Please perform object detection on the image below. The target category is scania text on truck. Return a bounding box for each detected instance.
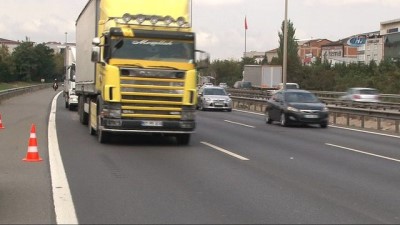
[63,45,78,110]
[75,0,209,144]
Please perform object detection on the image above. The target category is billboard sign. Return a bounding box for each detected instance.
[347,36,366,47]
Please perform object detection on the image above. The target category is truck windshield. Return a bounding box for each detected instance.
[110,38,194,63]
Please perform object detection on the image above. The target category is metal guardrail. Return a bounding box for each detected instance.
[227,88,400,111]
[231,96,400,134]
[0,84,51,104]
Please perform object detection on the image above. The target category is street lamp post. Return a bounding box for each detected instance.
[282,0,288,90]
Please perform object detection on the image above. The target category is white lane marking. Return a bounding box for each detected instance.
[326,143,400,163]
[224,120,255,128]
[234,109,264,116]
[329,125,400,139]
[201,141,249,161]
[48,92,79,224]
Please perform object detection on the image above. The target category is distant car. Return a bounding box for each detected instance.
[277,82,299,90]
[218,82,228,89]
[271,82,299,95]
[265,89,329,128]
[339,87,380,103]
[197,86,232,111]
[202,82,214,87]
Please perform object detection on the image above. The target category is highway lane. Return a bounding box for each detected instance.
[0,88,57,224]
[54,94,400,224]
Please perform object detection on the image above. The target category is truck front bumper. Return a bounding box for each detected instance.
[100,118,196,134]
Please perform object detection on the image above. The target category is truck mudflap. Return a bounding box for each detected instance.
[100,118,196,134]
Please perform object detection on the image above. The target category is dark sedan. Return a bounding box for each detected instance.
[265,89,329,128]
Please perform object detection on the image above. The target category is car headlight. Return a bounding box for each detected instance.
[322,106,329,112]
[287,106,299,112]
[204,97,212,102]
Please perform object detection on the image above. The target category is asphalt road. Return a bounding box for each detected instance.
[1,90,400,224]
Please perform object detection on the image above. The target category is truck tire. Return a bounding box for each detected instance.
[97,115,109,143]
[176,134,190,145]
[78,96,88,125]
[88,104,96,135]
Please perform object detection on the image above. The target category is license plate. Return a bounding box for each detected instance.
[142,121,163,127]
[304,114,318,119]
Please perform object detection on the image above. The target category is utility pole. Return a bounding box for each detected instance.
[282,0,288,90]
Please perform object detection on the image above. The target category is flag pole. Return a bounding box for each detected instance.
[245,16,247,56]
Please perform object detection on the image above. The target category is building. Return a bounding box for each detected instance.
[0,38,20,52]
[298,39,332,65]
[244,49,278,64]
[321,38,359,65]
[381,18,400,60]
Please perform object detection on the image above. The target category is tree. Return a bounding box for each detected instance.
[277,19,302,83]
[11,41,37,81]
[0,44,14,82]
[209,59,243,86]
[34,43,56,81]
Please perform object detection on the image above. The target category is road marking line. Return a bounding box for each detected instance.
[201,141,249,161]
[224,120,255,128]
[329,125,400,139]
[326,143,400,163]
[48,92,79,224]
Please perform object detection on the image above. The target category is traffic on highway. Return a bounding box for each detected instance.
[1,87,400,224]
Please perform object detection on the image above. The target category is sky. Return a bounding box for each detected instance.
[1,0,400,60]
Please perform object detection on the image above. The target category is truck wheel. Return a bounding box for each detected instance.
[78,96,88,125]
[176,134,190,145]
[88,107,95,135]
[97,116,109,143]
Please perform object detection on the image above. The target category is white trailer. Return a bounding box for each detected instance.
[63,46,78,110]
[243,65,283,89]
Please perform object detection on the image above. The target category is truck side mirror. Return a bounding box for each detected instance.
[195,50,210,70]
[91,46,100,62]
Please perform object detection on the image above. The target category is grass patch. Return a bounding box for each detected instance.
[0,82,35,91]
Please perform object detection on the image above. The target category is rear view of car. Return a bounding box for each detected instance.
[340,88,380,103]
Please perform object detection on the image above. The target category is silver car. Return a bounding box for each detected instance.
[340,87,380,103]
[197,86,232,111]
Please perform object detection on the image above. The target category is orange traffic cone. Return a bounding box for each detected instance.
[0,113,4,129]
[23,124,43,162]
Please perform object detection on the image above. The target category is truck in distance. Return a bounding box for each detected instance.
[63,45,78,110]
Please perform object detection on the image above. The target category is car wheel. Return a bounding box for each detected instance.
[320,122,328,128]
[280,112,288,127]
[199,101,205,111]
[265,111,272,124]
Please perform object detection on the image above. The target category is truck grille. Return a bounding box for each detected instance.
[120,68,186,119]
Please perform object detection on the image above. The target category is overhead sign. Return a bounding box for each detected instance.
[347,36,366,47]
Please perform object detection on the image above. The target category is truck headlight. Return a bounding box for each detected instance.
[102,103,121,118]
[181,108,196,121]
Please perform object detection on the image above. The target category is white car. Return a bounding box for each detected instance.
[197,86,232,111]
[340,87,380,103]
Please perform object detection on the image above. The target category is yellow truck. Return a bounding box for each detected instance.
[75,0,209,144]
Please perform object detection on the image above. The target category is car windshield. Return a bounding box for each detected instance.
[358,89,378,95]
[285,92,319,103]
[110,38,194,63]
[203,88,227,96]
